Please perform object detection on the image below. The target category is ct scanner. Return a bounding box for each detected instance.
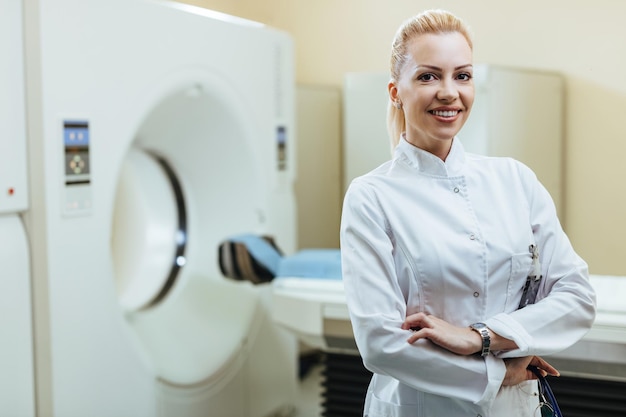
[21,0,299,416]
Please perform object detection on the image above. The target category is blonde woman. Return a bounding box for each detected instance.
[340,9,596,416]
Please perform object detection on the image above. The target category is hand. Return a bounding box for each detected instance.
[502,356,560,386]
[401,312,480,356]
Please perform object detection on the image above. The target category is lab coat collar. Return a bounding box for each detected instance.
[394,135,466,177]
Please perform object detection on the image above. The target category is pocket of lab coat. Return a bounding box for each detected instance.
[492,380,541,416]
[366,393,420,417]
[505,252,533,311]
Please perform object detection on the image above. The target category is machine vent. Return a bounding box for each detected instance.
[319,352,626,416]
[321,352,371,417]
[549,375,626,417]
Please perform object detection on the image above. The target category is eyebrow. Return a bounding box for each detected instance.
[416,64,473,71]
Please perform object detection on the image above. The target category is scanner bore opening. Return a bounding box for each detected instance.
[142,151,187,310]
[111,148,188,312]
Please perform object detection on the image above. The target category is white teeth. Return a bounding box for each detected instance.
[432,110,458,117]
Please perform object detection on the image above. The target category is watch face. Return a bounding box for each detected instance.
[472,323,487,330]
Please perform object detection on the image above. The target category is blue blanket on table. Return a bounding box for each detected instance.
[221,234,341,282]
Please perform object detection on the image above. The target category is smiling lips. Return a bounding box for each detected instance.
[430,109,459,117]
[429,109,461,121]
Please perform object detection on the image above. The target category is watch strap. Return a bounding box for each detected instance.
[470,323,491,357]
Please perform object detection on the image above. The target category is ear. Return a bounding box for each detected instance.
[388,81,399,102]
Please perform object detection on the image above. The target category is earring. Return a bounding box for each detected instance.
[395,101,402,109]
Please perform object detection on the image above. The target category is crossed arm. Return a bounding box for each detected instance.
[402,312,559,386]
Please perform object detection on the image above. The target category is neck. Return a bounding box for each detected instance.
[403,133,453,161]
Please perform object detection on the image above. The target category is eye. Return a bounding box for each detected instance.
[457,72,472,81]
[417,73,437,82]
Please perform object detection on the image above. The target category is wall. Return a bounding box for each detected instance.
[294,86,342,250]
[182,0,626,275]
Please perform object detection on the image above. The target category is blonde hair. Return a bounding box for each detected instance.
[387,10,473,150]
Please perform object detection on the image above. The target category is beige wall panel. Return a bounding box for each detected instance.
[294,85,342,250]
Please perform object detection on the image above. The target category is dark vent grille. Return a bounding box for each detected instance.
[321,353,372,417]
[550,375,626,417]
[318,352,626,416]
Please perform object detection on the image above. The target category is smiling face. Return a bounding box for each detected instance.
[389,32,474,159]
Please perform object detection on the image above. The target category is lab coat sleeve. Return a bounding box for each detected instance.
[340,179,506,409]
[485,162,596,358]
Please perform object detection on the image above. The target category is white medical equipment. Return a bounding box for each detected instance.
[0,1,35,415]
[24,1,298,416]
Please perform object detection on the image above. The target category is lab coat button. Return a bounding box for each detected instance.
[453,186,460,193]
[469,234,476,240]
[473,292,480,297]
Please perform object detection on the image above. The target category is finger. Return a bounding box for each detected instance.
[402,312,429,330]
[406,328,431,344]
[539,362,559,377]
[400,322,413,330]
[406,333,420,344]
[530,356,560,377]
[534,357,560,377]
[406,327,424,344]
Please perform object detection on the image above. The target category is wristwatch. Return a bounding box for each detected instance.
[470,322,491,357]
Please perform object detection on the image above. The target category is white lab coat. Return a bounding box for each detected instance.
[340,137,596,417]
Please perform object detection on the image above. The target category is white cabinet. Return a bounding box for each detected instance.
[0,0,28,214]
[461,65,564,219]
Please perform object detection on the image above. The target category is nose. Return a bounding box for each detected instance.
[437,78,459,102]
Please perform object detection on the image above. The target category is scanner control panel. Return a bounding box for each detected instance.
[63,120,92,215]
